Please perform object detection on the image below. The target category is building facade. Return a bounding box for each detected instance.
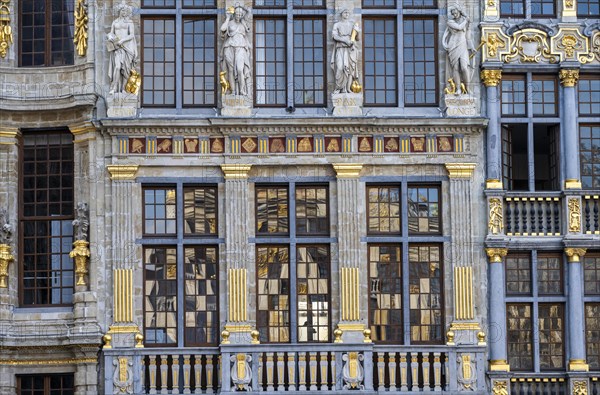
[0,0,597,394]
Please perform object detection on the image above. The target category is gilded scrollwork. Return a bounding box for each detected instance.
[481,27,511,62]
[550,27,594,63]
[504,29,557,64]
[492,380,509,395]
[572,380,588,395]
[0,0,12,58]
[568,198,581,233]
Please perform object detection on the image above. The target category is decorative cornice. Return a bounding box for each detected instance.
[106,165,139,181]
[485,179,503,189]
[565,247,587,262]
[565,178,582,190]
[559,69,579,87]
[333,163,363,178]
[0,358,97,366]
[481,70,502,87]
[486,248,508,263]
[489,359,510,372]
[221,164,252,179]
[445,163,476,178]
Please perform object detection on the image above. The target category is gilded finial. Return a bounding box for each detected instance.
[446,330,455,345]
[135,333,144,348]
[250,330,260,344]
[477,331,486,345]
[103,334,112,349]
[334,328,343,343]
[221,329,230,344]
[363,329,372,343]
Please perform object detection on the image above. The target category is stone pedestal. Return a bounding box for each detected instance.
[445,94,478,117]
[107,93,138,118]
[222,94,252,117]
[332,93,363,116]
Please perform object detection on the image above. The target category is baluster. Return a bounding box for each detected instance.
[148,355,158,395]
[584,197,591,232]
[141,357,146,394]
[594,197,599,232]
[399,352,408,391]
[514,198,521,234]
[505,199,512,235]
[410,355,419,392]
[330,353,336,390]
[182,355,191,394]
[193,356,202,394]
[171,355,181,395]
[276,352,285,391]
[388,352,397,391]
[266,352,274,391]
[527,198,534,234]
[433,352,442,391]
[537,197,543,234]
[309,351,318,391]
[422,353,431,391]
[160,355,169,394]
[320,352,329,390]
[377,352,385,391]
[288,352,296,392]
[257,353,264,391]
[545,197,552,234]
[206,355,215,394]
[554,198,560,234]
[298,352,307,391]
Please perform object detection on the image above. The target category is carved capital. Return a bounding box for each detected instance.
[333,163,363,178]
[221,164,252,179]
[565,247,587,262]
[107,165,139,181]
[486,248,508,263]
[559,69,579,87]
[0,244,14,288]
[480,69,502,87]
[445,163,476,178]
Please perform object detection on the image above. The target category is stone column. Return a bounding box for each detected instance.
[485,247,509,372]
[559,69,581,190]
[105,165,142,348]
[481,69,503,190]
[445,164,482,344]
[332,164,367,343]
[565,247,589,372]
[221,165,256,343]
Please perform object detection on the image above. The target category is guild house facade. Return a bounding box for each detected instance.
[0,0,598,393]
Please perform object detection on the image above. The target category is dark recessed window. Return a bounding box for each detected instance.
[295,185,329,235]
[20,0,74,67]
[18,374,74,395]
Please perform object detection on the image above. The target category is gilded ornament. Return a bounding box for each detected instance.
[573,380,588,395]
[125,70,141,95]
[492,380,508,395]
[480,69,502,87]
[568,198,581,233]
[231,353,252,391]
[559,35,579,58]
[113,357,133,394]
[221,330,230,344]
[219,71,230,95]
[565,0,573,6]
[342,352,364,390]
[446,330,455,345]
[504,29,556,64]
[488,198,504,235]
[73,0,88,56]
[444,78,457,95]
[486,248,508,263]
[250,329,260,344]
[333,328,343,343]
[358,137,372,152]
[457,354,476,390]
[559,69,579,87]
[0,209,14,288]
[565,247,586,262]
[485,33,506,57]
[134,333,144,348]
[362,329,372,343]
[0,0,13,59]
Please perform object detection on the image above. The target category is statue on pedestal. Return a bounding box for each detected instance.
[107,1,138,95]
[442,3,475,94]
[331,10,361,94]
[220,5,251,97]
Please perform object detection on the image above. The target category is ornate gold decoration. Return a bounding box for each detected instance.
[492,380,509,395]
[568,198,581,233]
[228,268,247,322]
[445,78,457,95]
[592,31,600,62]
[125,70,141,95]
[562,0,576,17]
[486,248,508,263]
[486,179,503,189]
[569,359,589,372]
[485,33,506,57]
[363,329,372,343]
[341,267,360,321]
[351,79,362,94]
[73,0,88,56]
[0,244,14,288]
[551,27,594,63]
[250,330,260,344]
[333,328,343,343]
[107,165,139,180]
[135,333,144,348]
[0,358,97,366]
[573,380,588,395]
[488,198,504,235]
[477,331,486,345]
[221,164,252,179]
[103,334,113,349]
[565,178,583,189]
[333,163,363,178]
[450,322,481,330]
[489,359,510,372]
[0,0,13,58]
[446,330,455,345]
[484,0,499,19]
[221,330,230,344]
[454,267,474,320]
[114,269,133,323]
[565,248,587,263]
[481,69,502,87]
[70,240,90,286]
[445,163,476,178]
[220,71,230,95]
[559,69,580,87]
[504,29,556,64]
[337,323,366,331]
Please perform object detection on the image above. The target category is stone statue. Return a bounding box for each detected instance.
[442,3,475,94]
[331,10,361,94]
[0,209,12,245]
[220,5,251,97]
[107,1,138,94]
[73,202,90,241]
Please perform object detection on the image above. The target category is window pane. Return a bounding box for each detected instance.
[144,247,178,346]
[297,246,330,342]
[578,0,600,15]
[408,186,440,234]
[18,374,75,395]
[531,76,557,116]
[254,0,286,6]
[256,186,289,235]
[142,0,175,7]
[254,19,287,106]
[579,125,600,189]
[144,188,177,235]
[369,245,403,343]
[142,18,176,107]
[584,254,600,295]
[500,0,525,16]
[184,246,218,346]
[182,19,217,106]
[530,0,555,16]
[537,254,563,295]
[367,186,400,234]
[507,304,533,370]
[586,303,600,370]
[363,0,396,8]
[184,186,217,235]
[505,254,531,295]
[404,18,437,106]
[293,19,326,106]
[296,185,328,235]
[409,245,443,343]
[501,76,526,116]
[293,0,324,7]
[257,246,290,343]
[403,0,436,7]
[538,303,564,370]
[364,19,397,106]
[183,0,217,7]
[50,0,75,66]
[578,76,600,116]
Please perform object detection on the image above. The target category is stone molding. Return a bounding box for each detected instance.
[107,165,139,180]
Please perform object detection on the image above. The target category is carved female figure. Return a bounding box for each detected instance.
[107,2,138,94]
[220,6,251,96]
[331,10,360,94]
[442,4,475,94]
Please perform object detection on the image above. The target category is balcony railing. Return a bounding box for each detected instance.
[504,195,562,236]
[509,377,567,395]
[583,194,600,234]
[103,343,486,394]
